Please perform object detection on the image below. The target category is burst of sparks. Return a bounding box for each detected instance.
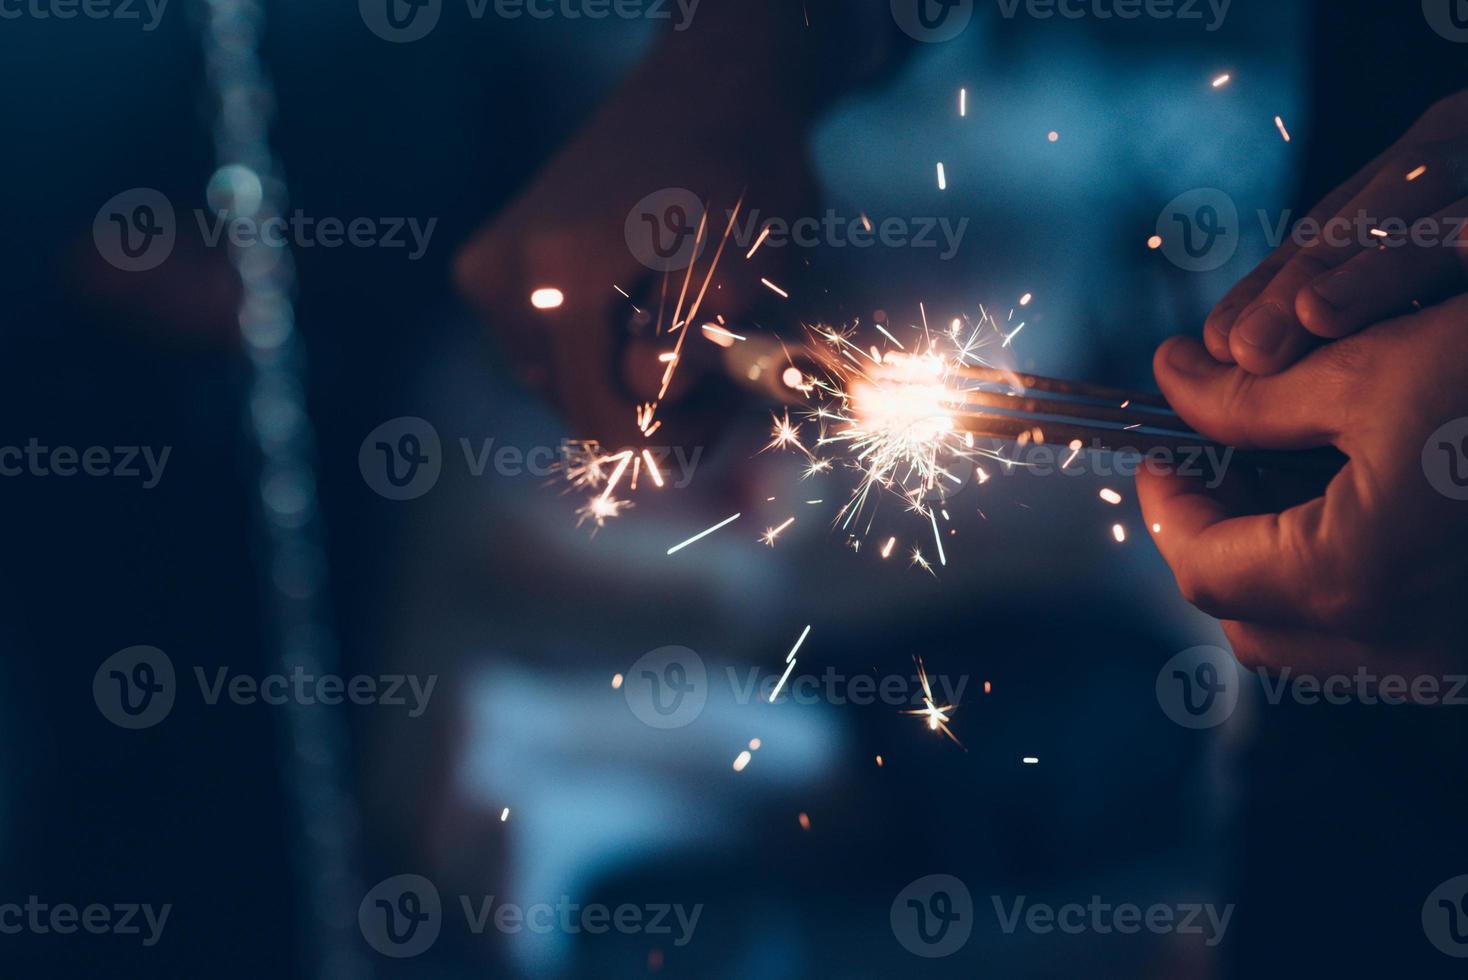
[902,656,961,747]
[768,309,1014,550]
[576,494,632,530]
[765,410,811,457]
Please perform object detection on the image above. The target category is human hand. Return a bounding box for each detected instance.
[1204,90,1468,375]
[454,3,816,447]
[1138,293,1468,673]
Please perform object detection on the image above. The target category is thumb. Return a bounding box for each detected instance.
[1153,336,1345,451]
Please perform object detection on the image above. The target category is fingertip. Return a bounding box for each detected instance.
[1203,324,1234,362]
[1294,284,1352,340]
[1228,309,1312,375]
[1153,335,1219,390]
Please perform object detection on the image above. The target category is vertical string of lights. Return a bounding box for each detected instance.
[198,2,369,977]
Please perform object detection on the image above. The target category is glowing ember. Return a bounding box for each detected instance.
[1112,523,1126,543]
[529,287,564,310]
[732,750,752,772]
[1099,488,1122,505]
[1274,115,1291,142]
[760,516,796,547]
[901,656,961,747]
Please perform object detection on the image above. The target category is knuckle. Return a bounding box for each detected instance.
[1313,546,1385,631]
[1218,369,1260,441]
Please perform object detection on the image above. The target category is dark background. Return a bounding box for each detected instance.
[2,1,1466,977]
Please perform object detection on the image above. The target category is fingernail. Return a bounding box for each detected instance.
[1309,271,1357,311]
[1164,338,1207,377]
[1234,303,1290,355]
